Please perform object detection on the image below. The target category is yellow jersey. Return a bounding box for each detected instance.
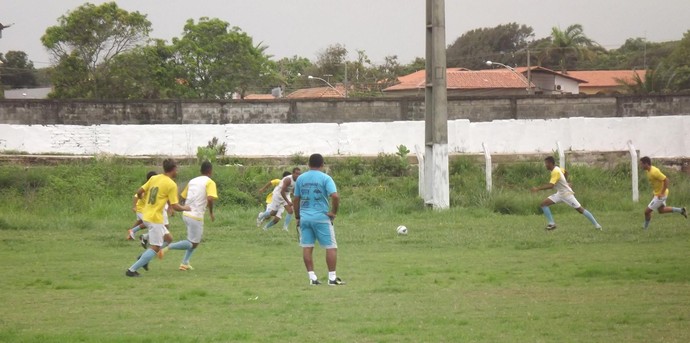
[646,166,669,197]
[549,166,573,195]
[181,175,218,221]
[141,174,179,224]
[265,179,280,204]
[134,193,146,213]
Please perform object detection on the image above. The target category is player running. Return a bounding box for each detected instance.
[531,156,602,231]
[256,168,301,231]
[256,171,291,229]
[158,161,218,271]
[640,156,687,229]
[125,159,190,277]
[294,154,343,286]
[127,171,157,240]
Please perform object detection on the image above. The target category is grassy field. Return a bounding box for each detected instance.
[0,158,689,342]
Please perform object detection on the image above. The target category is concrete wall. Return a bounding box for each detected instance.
[1,95,689,125]
[1,116,688,157]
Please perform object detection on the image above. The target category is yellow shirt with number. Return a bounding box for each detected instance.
[646,166,669,197]
[265,179,280,204]
[141,174,179,224]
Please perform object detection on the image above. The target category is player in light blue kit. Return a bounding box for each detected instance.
[293,153,343,286]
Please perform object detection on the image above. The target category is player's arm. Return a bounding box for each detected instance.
[206,180,218,221]
[327,192,340,222]
[531,183,555,192]
[293,195,301,221]
[660,177,669,197]
[258,181,272,195]
[131,194,139,213]
[207,196,215,221]
[281,179,293,206]
[136,187,146,200]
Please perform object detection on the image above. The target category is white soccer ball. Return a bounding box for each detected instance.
[396,225,408,235]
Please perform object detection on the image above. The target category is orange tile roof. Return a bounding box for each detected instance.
[286,84,346,99]
[384,68,531,92]
[244,94,277,100]
[513,66,588,83]
[567,70,646,88]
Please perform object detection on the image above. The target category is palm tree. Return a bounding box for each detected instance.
[543,24,597,73]
[618,63,678,95]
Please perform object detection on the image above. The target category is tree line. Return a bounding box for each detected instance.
[1,2,688,98]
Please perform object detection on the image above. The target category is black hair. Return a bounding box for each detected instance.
[201,161,213,175]
[282,171,291,178]
[146,171,157,181]
[292,167,301,173]
[308,153,324,168]
[163,159,177,173]
[640,156,652,165]
[544,156,556,165]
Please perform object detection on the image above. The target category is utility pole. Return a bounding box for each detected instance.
[526,49,533,95]
[424,0,449,209]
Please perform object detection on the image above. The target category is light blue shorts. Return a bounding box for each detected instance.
[299,221,337,249]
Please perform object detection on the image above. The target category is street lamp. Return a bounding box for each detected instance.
[485,61,531,94]
[307,75,345,97]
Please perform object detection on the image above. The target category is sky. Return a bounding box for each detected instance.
[2,0,690,68]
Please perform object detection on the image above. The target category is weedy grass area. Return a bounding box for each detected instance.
[0,157,689,342]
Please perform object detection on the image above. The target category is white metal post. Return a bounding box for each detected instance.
[482,142,492,192]
[556,141,565,169]
[415,145,426,201]
[628,140,639,203]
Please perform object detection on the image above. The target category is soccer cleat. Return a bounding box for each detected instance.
[595,225,603,231]
[127,229,135,240]
[310,279,322,286]
[140,235,148,249]
[328,277,345,286]
[682,207,688,219]
[282,226,289,232]
[179,264,194,271]
[545,224,557,231]
[125,269,141,277]
[256,212,263,227]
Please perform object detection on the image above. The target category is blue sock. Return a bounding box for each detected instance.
[182,248,196,265]
[129,249,156,272]
[582,210,600,227]
[258,210,271,220]
[644,219,650,229]
[132,226,142,233]
[672,207,682,213]
[283,214,292,228]
[161,241,169,249]
[541,206,555,224]
[168,240,192,250]
[264,220,277,229]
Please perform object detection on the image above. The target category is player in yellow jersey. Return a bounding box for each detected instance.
[531,156,602,231]
[640,156,687,230]
[256,171,291,228]
[127,171,157,240]
[126,159,190,277]
[159,161,218,270]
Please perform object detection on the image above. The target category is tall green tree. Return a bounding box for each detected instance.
[173,17,277,99]
[540,24,596,73]
[446,23,534,69]
[41,2,151,98]
[0,51,38,88]
[313,44,348,81]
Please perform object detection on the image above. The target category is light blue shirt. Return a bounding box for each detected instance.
[294,170,337,222]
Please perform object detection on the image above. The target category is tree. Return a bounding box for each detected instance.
[313,44,348,81]
[173,17,277,99]
[276,55,313,91]
[619,63,678,95]
[41,2,152,98]
[0,51,38,88]
[446,23,534,69]
[540,24,596,73]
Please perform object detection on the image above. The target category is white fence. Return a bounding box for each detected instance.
[0,116,688,158]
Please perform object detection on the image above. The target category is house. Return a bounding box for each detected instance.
[285,84,346,99]
[514,66,587,95]
[244,94,278,100]
[566,70,646,95]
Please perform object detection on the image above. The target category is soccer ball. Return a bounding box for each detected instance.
[396,225,408,235]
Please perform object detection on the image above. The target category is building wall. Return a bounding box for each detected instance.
[1,116,688,157]
[554,75,580,94]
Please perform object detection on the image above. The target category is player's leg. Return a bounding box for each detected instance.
[257,204,273,226]
[181,216,203,270]
[264,201,284,230]
[300,221,319,285]
[657,205,686,217]
[315,221,343,285]
[540,196,557,229]
[126,223,163,276]
[568,195,602,230]
[645,197,664,229]
[283,204,294,231]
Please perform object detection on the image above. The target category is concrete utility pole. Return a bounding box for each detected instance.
[424,0,450,209]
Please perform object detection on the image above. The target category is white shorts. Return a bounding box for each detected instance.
[266,203,285,219]
[163,209,169,225]
[647,196,667,210]
[268,194,291,214]
[548,193,582,209]
[183,216,204,244]
[136,212,143,221]
[144,222,167,247]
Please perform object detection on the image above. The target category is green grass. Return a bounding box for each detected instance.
[0,159,689,342]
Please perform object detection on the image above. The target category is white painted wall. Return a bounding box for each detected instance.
[1,116,688,157]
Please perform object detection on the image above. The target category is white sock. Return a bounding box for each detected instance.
[328,271,336,281]
[308,271,317,281]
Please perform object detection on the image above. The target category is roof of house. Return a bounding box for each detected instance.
[286,84,346,99]
[244,94,277,100]
[566,70,645,88]
[513,66,588,83]
[384,68,533,92]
